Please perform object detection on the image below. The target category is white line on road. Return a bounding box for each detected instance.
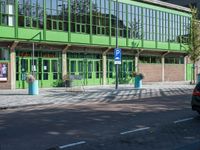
[120,127,150,135]
[59,141,86,149]
[174,117,194,124]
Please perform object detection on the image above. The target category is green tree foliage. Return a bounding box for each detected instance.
[188,7,200,83]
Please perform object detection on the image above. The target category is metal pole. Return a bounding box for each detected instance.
[32,42,35,77]
[115,0,119,90]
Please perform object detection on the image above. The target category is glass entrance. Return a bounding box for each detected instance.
[16,57,38,89]
[68,58,102,86]
[16,52,61,89]
[107,60,115,84]
[119,59,134,84]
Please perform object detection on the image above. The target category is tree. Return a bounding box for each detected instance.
[188,7,200,84]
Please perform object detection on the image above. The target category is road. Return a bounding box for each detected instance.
[0,92,200,150]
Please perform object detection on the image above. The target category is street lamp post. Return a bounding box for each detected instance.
[115,0,119,90]
[32,42,35,77]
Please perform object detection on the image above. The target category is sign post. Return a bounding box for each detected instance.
[115,0,120,90]
[114,48,122,65]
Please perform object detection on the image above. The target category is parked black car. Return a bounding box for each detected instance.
[191,82,200,114]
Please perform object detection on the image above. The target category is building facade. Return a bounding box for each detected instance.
[0,0,192,89]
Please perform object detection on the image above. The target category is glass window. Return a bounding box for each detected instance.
[18,0,44,28]
[0,0,15,26]
[139,56,161,64]
[0,48,9,60]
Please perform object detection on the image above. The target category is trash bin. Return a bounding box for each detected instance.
[28,80,39,95]
[134,76,142,88]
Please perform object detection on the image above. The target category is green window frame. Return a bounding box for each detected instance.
[70,0,90,34]
[165,57,184,64]
[139,56,161,64]
[0,0,15,26]
[18,0,44,29]
[46,0,68,31]
[92,0,109,36]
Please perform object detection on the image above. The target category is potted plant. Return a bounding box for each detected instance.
[132,71,144,88]
[26,74,35,83]
[26,74,39,95]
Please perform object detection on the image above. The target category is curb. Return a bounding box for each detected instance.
[0,103,54,110]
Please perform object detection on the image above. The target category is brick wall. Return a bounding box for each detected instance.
[164,64,184,81]
[0,63,11,89]
[139,64,162,82]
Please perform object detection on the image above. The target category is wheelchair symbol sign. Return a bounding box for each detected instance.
[114,48,121,64]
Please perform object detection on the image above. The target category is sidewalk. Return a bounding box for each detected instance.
[0,84,195,109]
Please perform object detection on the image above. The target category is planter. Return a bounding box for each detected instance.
[28,80,39,95]
[65,80,72,87]
[134,76,142,88]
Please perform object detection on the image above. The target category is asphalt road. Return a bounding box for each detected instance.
[0,93,200,150]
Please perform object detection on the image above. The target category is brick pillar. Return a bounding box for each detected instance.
[162,56,165,82]
[10,48,16,90]
[103,53,107,85]
[62,45,70,78]
[135,55,139,72]
[62,50,67,78]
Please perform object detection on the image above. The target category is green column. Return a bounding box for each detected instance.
[109,0,111,46]
[68,0,71,42]
[90,0,92,44]
[43,0,46,40]
[15,0,18,38]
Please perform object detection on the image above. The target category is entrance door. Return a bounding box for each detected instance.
[68,59,102,86]
[42,59,51,87]
[120,60,134,84]
[107,60,115,84]
[20,58,29,89]
[16,57,39,89]
[93,60,102,85]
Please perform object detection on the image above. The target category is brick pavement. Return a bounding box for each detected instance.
[0,84,195,109]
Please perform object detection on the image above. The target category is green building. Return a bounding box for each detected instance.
[0,0,192,89]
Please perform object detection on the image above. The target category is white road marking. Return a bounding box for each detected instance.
[120,127,150,135]
[59,141,86,149]
[174,117,194,124]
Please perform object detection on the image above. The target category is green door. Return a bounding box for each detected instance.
[107,60,115,84]
[120,60,134,84]
[16,57,39,89]
[42,59,51,87]
[93,60,102,85]
[68,58,102,86]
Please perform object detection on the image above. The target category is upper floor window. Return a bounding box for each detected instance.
[46,0,68,31]
[18,0,44,29]
[0,0,15,26]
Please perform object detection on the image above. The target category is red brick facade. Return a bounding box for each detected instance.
[139,64,162,82]
[164,64,185,81]
[0,63,11,89]
[139,63,185,82]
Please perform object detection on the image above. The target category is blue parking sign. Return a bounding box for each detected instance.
[114,48,121,64]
